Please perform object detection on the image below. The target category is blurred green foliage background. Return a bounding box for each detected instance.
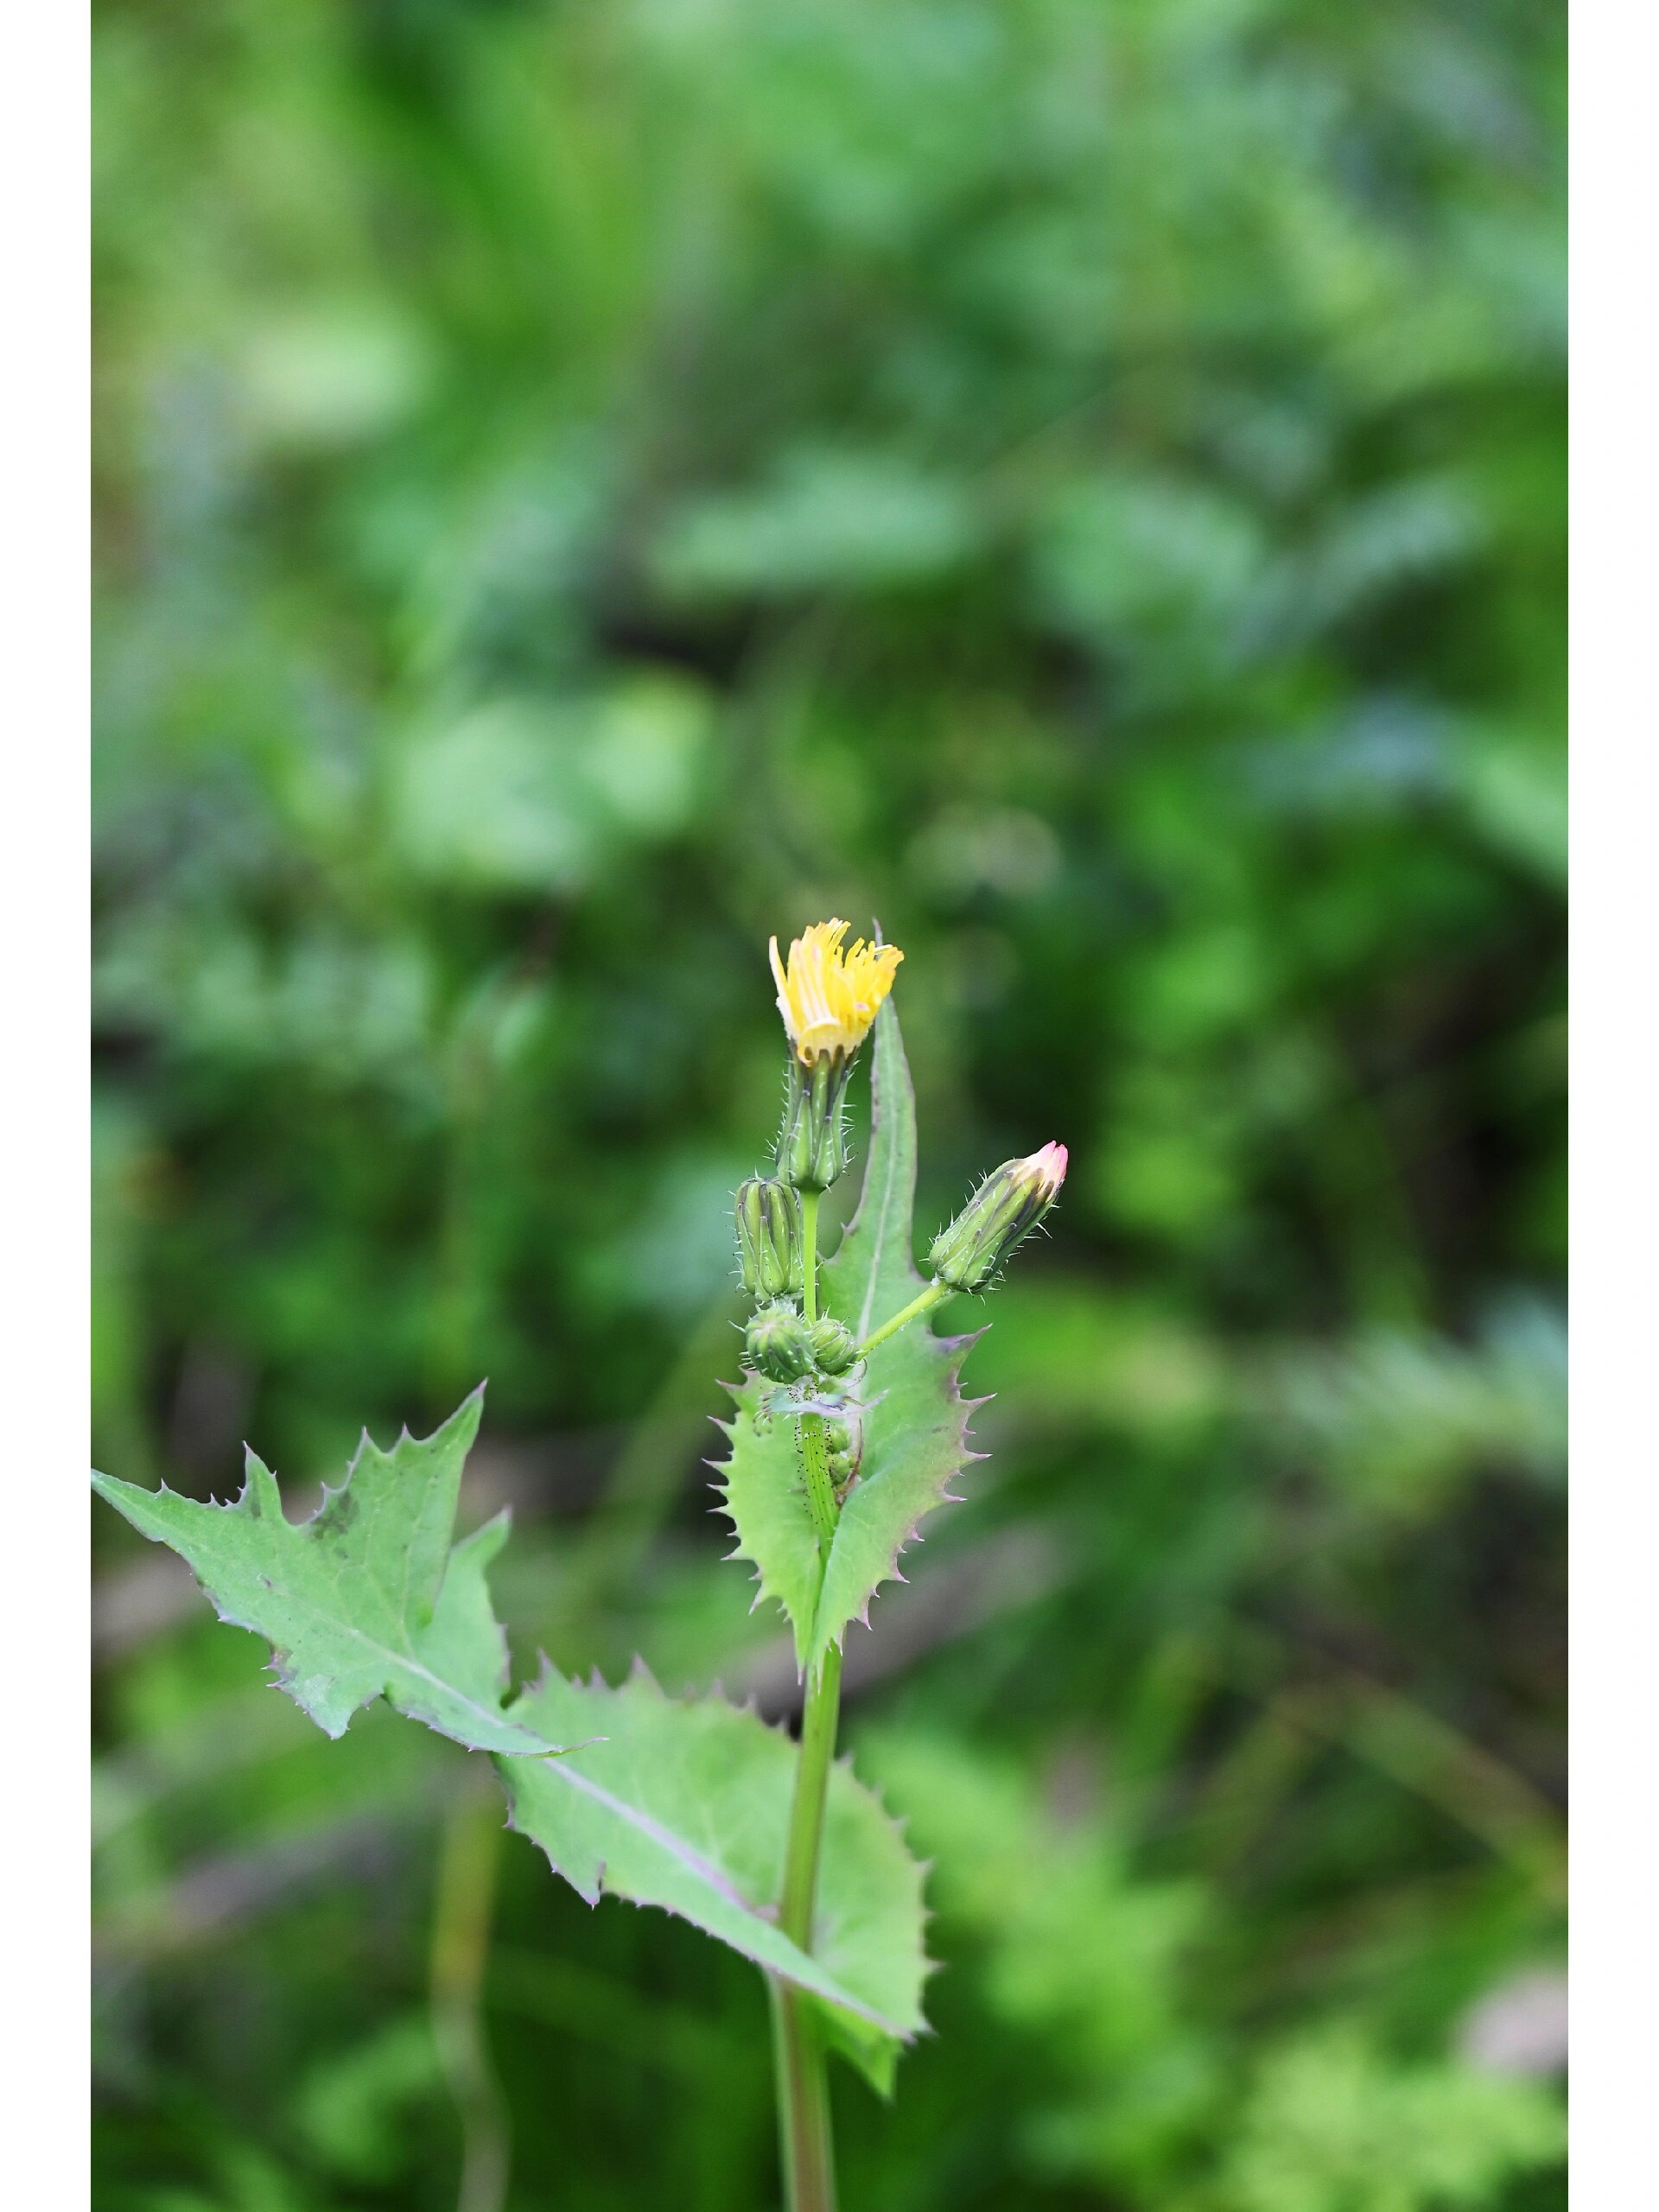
[92,0,1566,2206]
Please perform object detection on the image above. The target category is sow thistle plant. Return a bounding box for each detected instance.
[93,918,1065,2212]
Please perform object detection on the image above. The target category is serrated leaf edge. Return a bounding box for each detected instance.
[495,1655,931,2042]
[89,1388,562,1758]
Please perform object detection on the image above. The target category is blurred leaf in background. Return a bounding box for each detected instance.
[93,0,1565,2205]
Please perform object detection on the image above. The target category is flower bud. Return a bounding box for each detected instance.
[745,1300,816,1382]
[825,1414,861,1488]
[734,1177,804,1303]
[806,1315,857,1376]
[775,1050,855,1192]
[928,1141,1068,1294]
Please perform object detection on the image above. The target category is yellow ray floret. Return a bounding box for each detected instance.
[768,918,904,1064]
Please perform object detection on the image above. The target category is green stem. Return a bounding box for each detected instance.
[800,1189,821,1323]
[770,1974,836,2212]
[855,1279,947,1357]
[779,1639,843,1937]
[771,1633,843,2212]
[771,1192,840,2212]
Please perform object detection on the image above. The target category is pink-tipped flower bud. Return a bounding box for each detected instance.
[927,1141,1068,1293]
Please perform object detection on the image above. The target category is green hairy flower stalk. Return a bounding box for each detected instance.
[91,919,1066,2212]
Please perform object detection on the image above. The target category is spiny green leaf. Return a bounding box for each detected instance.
[93,1391,932,2082]
[91,1389,555,1755]
[715,1001,985,1671]
[497,1662,929,2085]
[709,1382,822,1667]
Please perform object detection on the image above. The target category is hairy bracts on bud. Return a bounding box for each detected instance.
[744,1300,817,1382]
[734,1177,804,1302]
[928,1141,1068,1293]
[775,1049,855,1192]
[806,1315,858,1375]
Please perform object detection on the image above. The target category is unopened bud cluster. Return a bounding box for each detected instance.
[928,1141,1069,1294]
[734,1169,861,1384]
[741,1299,858,1384]
[823,1405,862,1494]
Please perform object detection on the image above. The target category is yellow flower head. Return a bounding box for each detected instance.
[768,918,903,1065]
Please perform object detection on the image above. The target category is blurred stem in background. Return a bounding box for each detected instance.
[427,957,556,1411]
[565,1289,747,1628]
[431,1781,512,2212]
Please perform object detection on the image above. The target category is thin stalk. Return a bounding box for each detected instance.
[799,1189,822,1323]
[855,1279,947,1358]
[771,1187,840,2212]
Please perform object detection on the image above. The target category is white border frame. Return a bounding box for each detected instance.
[3,3,92,2196]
